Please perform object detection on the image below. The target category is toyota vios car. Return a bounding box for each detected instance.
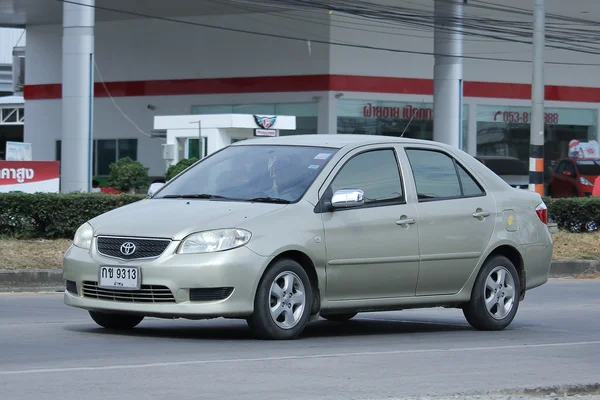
[63,134,553,340]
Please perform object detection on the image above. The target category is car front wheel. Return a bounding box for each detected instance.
[463,255,521,331]
[89,311,144,330]
[247,258,313,340]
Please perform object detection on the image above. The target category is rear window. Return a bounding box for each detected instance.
[576,160,600,176]
[481,158,528,176]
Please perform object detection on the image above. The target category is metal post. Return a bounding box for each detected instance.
[529,0,545,195]
[61,0,95,193]
[433,0,463,148]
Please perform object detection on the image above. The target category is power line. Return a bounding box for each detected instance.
[55,0,600,66]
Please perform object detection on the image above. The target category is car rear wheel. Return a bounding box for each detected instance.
[89,311,144,330]
[247,258,313,340]
[463,255,520,331]
[321,312,358,322]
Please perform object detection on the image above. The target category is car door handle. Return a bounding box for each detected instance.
[396,218,416,225]
[472,210,491,218]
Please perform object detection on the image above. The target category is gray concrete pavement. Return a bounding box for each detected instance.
[0,279,599,400]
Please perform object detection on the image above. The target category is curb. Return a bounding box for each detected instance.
[0,261,598,293]
[0,269,65,293]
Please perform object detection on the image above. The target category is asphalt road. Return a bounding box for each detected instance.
[1,279,599,400]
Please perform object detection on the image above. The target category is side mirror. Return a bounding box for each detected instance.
[563,170,573,177]
[148,182,165,197]
[331,189,365,209]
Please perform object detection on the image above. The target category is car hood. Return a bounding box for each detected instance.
[88,199,287,240]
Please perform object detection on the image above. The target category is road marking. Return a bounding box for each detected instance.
[1,340,599,376]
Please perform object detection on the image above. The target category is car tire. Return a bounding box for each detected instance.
[89,311,144,330]
[462,255,521,331]
[247,258,313,340]
[321,312,358,322]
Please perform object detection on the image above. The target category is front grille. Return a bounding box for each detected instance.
[82,281,176,303]
[66,280,78,295]
[190,287,234,302]
[97,236,171,260]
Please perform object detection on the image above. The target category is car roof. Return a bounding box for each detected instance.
[231,134,447,150]
[476,155,523,161]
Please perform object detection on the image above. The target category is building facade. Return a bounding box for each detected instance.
[15,2,600,182]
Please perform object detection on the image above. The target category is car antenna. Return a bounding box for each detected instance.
[401,99,425,137]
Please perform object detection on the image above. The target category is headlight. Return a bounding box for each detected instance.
[178,229,252,254]
[580,177,593,186]
[73,222,94,250]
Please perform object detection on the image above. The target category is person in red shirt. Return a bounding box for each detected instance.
[593,176,600,197]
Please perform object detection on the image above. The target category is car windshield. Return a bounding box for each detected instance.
[154,144,338,203]
[576,160,600,176]
[482,158,529,175]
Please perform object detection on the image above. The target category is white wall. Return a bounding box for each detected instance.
[25,11,331,85]
[24,10,331,176]
[329,14,600,88]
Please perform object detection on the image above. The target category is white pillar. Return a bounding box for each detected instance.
[317,92,338,134]
[433,0,463,148]
[61,0,95,193]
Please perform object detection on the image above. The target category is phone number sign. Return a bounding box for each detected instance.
[494,111,559,124]
[477,105,596,127]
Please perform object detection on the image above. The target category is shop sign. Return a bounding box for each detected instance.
[0,161,60,193]
[254,129,278,137]
[5,141,32,161]
[568,140,599,159]
[477,105,597,126]
[253,115,277,129]
[362,103,433,120]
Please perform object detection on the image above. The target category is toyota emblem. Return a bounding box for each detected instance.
[120,242,136,256]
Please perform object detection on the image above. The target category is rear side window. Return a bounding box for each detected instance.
[405,149,485,201]
[457,164,485,196]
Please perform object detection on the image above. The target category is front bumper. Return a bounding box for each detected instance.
[63,240,270,319]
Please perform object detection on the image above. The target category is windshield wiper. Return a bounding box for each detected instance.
[246,197,291,204]
[161,194,229,200]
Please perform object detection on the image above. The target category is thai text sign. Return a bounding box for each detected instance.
[0,161,60,193]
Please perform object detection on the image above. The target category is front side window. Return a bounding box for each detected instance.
[330,149,404,204]
[405,149,484,200]
[154,145,338,203]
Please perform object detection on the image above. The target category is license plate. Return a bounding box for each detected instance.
[98,266,141,290]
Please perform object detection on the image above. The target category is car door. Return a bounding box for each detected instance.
[317,145,420,301]
[402,146,496,296]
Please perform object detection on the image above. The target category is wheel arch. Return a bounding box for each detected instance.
[483,244,526,299]
[262,249,321,315]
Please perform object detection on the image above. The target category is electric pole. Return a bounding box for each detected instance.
[530,0,545,196]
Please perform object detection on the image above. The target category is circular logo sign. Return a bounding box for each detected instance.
[120,242,136,256]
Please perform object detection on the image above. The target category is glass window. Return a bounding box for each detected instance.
[154,145,338,203]
[56,140,61,161]
[97,140,117,176]
[188,138,201,159]
[330,149,403,204]
[457,164,485,196]
[478,156,529,176]
[476,105,598,184]
[576,160,600,176]
[337,99,469,146]
[405,149,462,200]
[54,139,138,176]
[118,139,137,160]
